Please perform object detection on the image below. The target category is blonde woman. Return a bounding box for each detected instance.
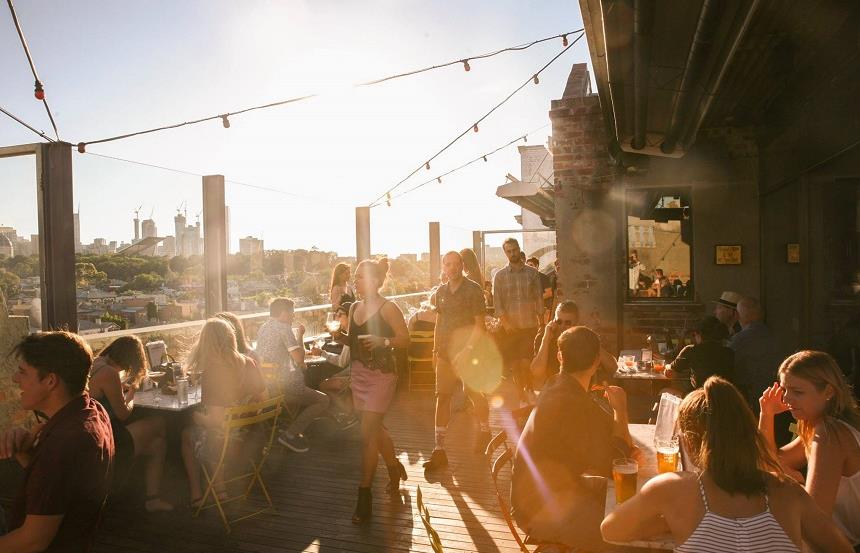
[760,351,860,548]
[330,262,354,312]
[331,258,410,523]
[181,318,265,508]
[603,377,852,552]
[460,248,483,285]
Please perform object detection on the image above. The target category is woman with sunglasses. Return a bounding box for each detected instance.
[531,301,617,390]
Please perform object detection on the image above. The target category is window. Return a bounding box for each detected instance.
[626,189,692,300]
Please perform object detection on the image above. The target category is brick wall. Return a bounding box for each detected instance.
[623,302,706,349]
[551,63,622,351]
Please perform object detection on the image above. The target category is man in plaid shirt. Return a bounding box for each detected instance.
[493,238,544,396]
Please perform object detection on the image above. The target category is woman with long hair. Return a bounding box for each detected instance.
[330,262,354,312]
[216,311,260,366]
[181,318,266,508]
[602,377,852,552]
[760,350,860,548]
[88,336,173,511]
[331,258,410,523]
[460,248,483,285]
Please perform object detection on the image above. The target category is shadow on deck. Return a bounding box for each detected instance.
[92,390,524,553]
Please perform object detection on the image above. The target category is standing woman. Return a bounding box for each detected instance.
[330,262,355,312]
[460,248,483,286]
[88,336,173,511]
[759,351,860,549]
[332,258,410,523]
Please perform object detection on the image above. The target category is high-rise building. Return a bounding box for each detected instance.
[240,236,264,270]
[174,211,186,257]
[73,210,82,253]
[140,219,158,256]
[159,236,176,257]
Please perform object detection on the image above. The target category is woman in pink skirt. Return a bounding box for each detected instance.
[332,257,410,524]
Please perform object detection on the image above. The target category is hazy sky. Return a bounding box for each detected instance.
[1,1,589,256]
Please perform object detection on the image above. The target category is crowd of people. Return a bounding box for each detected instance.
[0,238,858,553]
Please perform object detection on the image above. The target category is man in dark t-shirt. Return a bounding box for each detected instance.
[424,251,491,473]
[512,327,634,552]
[0,332,114,553]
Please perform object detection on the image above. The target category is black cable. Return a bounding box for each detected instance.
[368,31,584,207]
[6,0,60,140]
[0,104,56,142]
[75,29,582,151]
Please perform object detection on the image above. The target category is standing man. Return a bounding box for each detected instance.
[0,332,114,552]
[493,238,544,398]
[424,252,490,473]
[628,250,646,296]
[713,291,743,336]
[526,257,553,323]
[256,297,330,453]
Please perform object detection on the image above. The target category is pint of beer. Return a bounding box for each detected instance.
[612,458,638,504]
[656,441,680,473]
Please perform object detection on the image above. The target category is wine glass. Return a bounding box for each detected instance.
[325,312,340,333]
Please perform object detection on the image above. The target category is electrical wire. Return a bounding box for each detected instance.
[367,31,584,207]
[6,0,60,140]
[374,124,550,207]
[0,104,55,142]
[75,29,581,151]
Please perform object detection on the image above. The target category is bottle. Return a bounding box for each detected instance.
[664,327,676,360]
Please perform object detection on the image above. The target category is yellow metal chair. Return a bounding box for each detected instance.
[408,329,435,392]
[194,395,283,532]
[416,485,444,553]
[485,431,531,553]
[259,362,301,421]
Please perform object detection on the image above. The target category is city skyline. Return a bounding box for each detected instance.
[1,0,587,256]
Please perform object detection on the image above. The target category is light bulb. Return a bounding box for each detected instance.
[533,75,540,85]
[562,34,569,47]
[463,60,471,72]
[473,123,479,133]
[483,156,487,162]
[523,136,528,143]
[437,177,442,184]
[77,143,86,153]
[34,80,44,100]
[221,115,230,128]
[425,162,430,170]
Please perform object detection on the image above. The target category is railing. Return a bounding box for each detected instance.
[82,291,431,358]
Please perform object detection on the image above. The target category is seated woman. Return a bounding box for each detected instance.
[665,315,735,389]
[88,336,173,512]
[216,311,260,366]
[181,318,266,508]
[759,351,860,549]
[602,376,852,553]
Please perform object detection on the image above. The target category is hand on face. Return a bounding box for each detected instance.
[759,382,790,417]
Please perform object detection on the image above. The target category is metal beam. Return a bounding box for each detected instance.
[429,222,440,288]
[36,142,77,331]
[631,0,655,150]
[355,207,371,262]
[202,175,228,317]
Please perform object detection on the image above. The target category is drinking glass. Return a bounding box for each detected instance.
[325,312,340,333]
[653,359,666,373]
[612,458,638,503]
[656,438,680,473]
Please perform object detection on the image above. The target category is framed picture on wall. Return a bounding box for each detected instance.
[715,245,742,265]
[787,243,800,263]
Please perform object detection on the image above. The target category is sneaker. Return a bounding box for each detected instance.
[474,430,492,454]
[422,449,449,472]
[278,432,309,453]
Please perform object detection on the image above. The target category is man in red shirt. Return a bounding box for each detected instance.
[0,331,114,553]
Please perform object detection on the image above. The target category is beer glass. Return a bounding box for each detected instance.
[612,458,638,503]
[656,438,680,473]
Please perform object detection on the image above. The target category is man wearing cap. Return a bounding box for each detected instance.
[713,291,742,336]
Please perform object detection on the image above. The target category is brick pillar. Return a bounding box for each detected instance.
[550,63,622,351]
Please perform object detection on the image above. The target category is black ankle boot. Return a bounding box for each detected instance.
[352,487,372,524]
[385,460,408,494]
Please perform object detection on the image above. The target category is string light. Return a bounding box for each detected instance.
[523,135,528,143]
[386,192,392,207]
[437,177,442,183]
[533,74,540,85]
[367,32,582,207]
[77,142,86,153]
[473,123,479,133]
[76,29,582,150]
[483,155,488,162]
[562,34,569,47]
[34,80,44,100]
[221,115,230,128]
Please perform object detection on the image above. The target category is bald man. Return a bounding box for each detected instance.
[730,297,782,414]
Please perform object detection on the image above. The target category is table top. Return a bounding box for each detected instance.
[604,423,675,550]
[134,386,202,412]
[614,369,687,381]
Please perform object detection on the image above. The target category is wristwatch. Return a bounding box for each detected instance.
[384,338,391,348]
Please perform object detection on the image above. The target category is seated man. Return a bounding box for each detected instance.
[665,315,735,390]
[0,331,114,552]
[530,301,617,391]
[256,297,329,453]
[512,326,635,552]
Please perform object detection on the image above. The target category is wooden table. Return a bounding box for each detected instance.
[134,385,202,412]
[604,423,675,551]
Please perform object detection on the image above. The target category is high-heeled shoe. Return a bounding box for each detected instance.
[385,459,408,494]
[352,487,372,524]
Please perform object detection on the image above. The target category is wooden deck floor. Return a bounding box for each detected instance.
[92,390,526,553]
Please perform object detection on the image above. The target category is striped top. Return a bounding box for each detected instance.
[675,478,800,553]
